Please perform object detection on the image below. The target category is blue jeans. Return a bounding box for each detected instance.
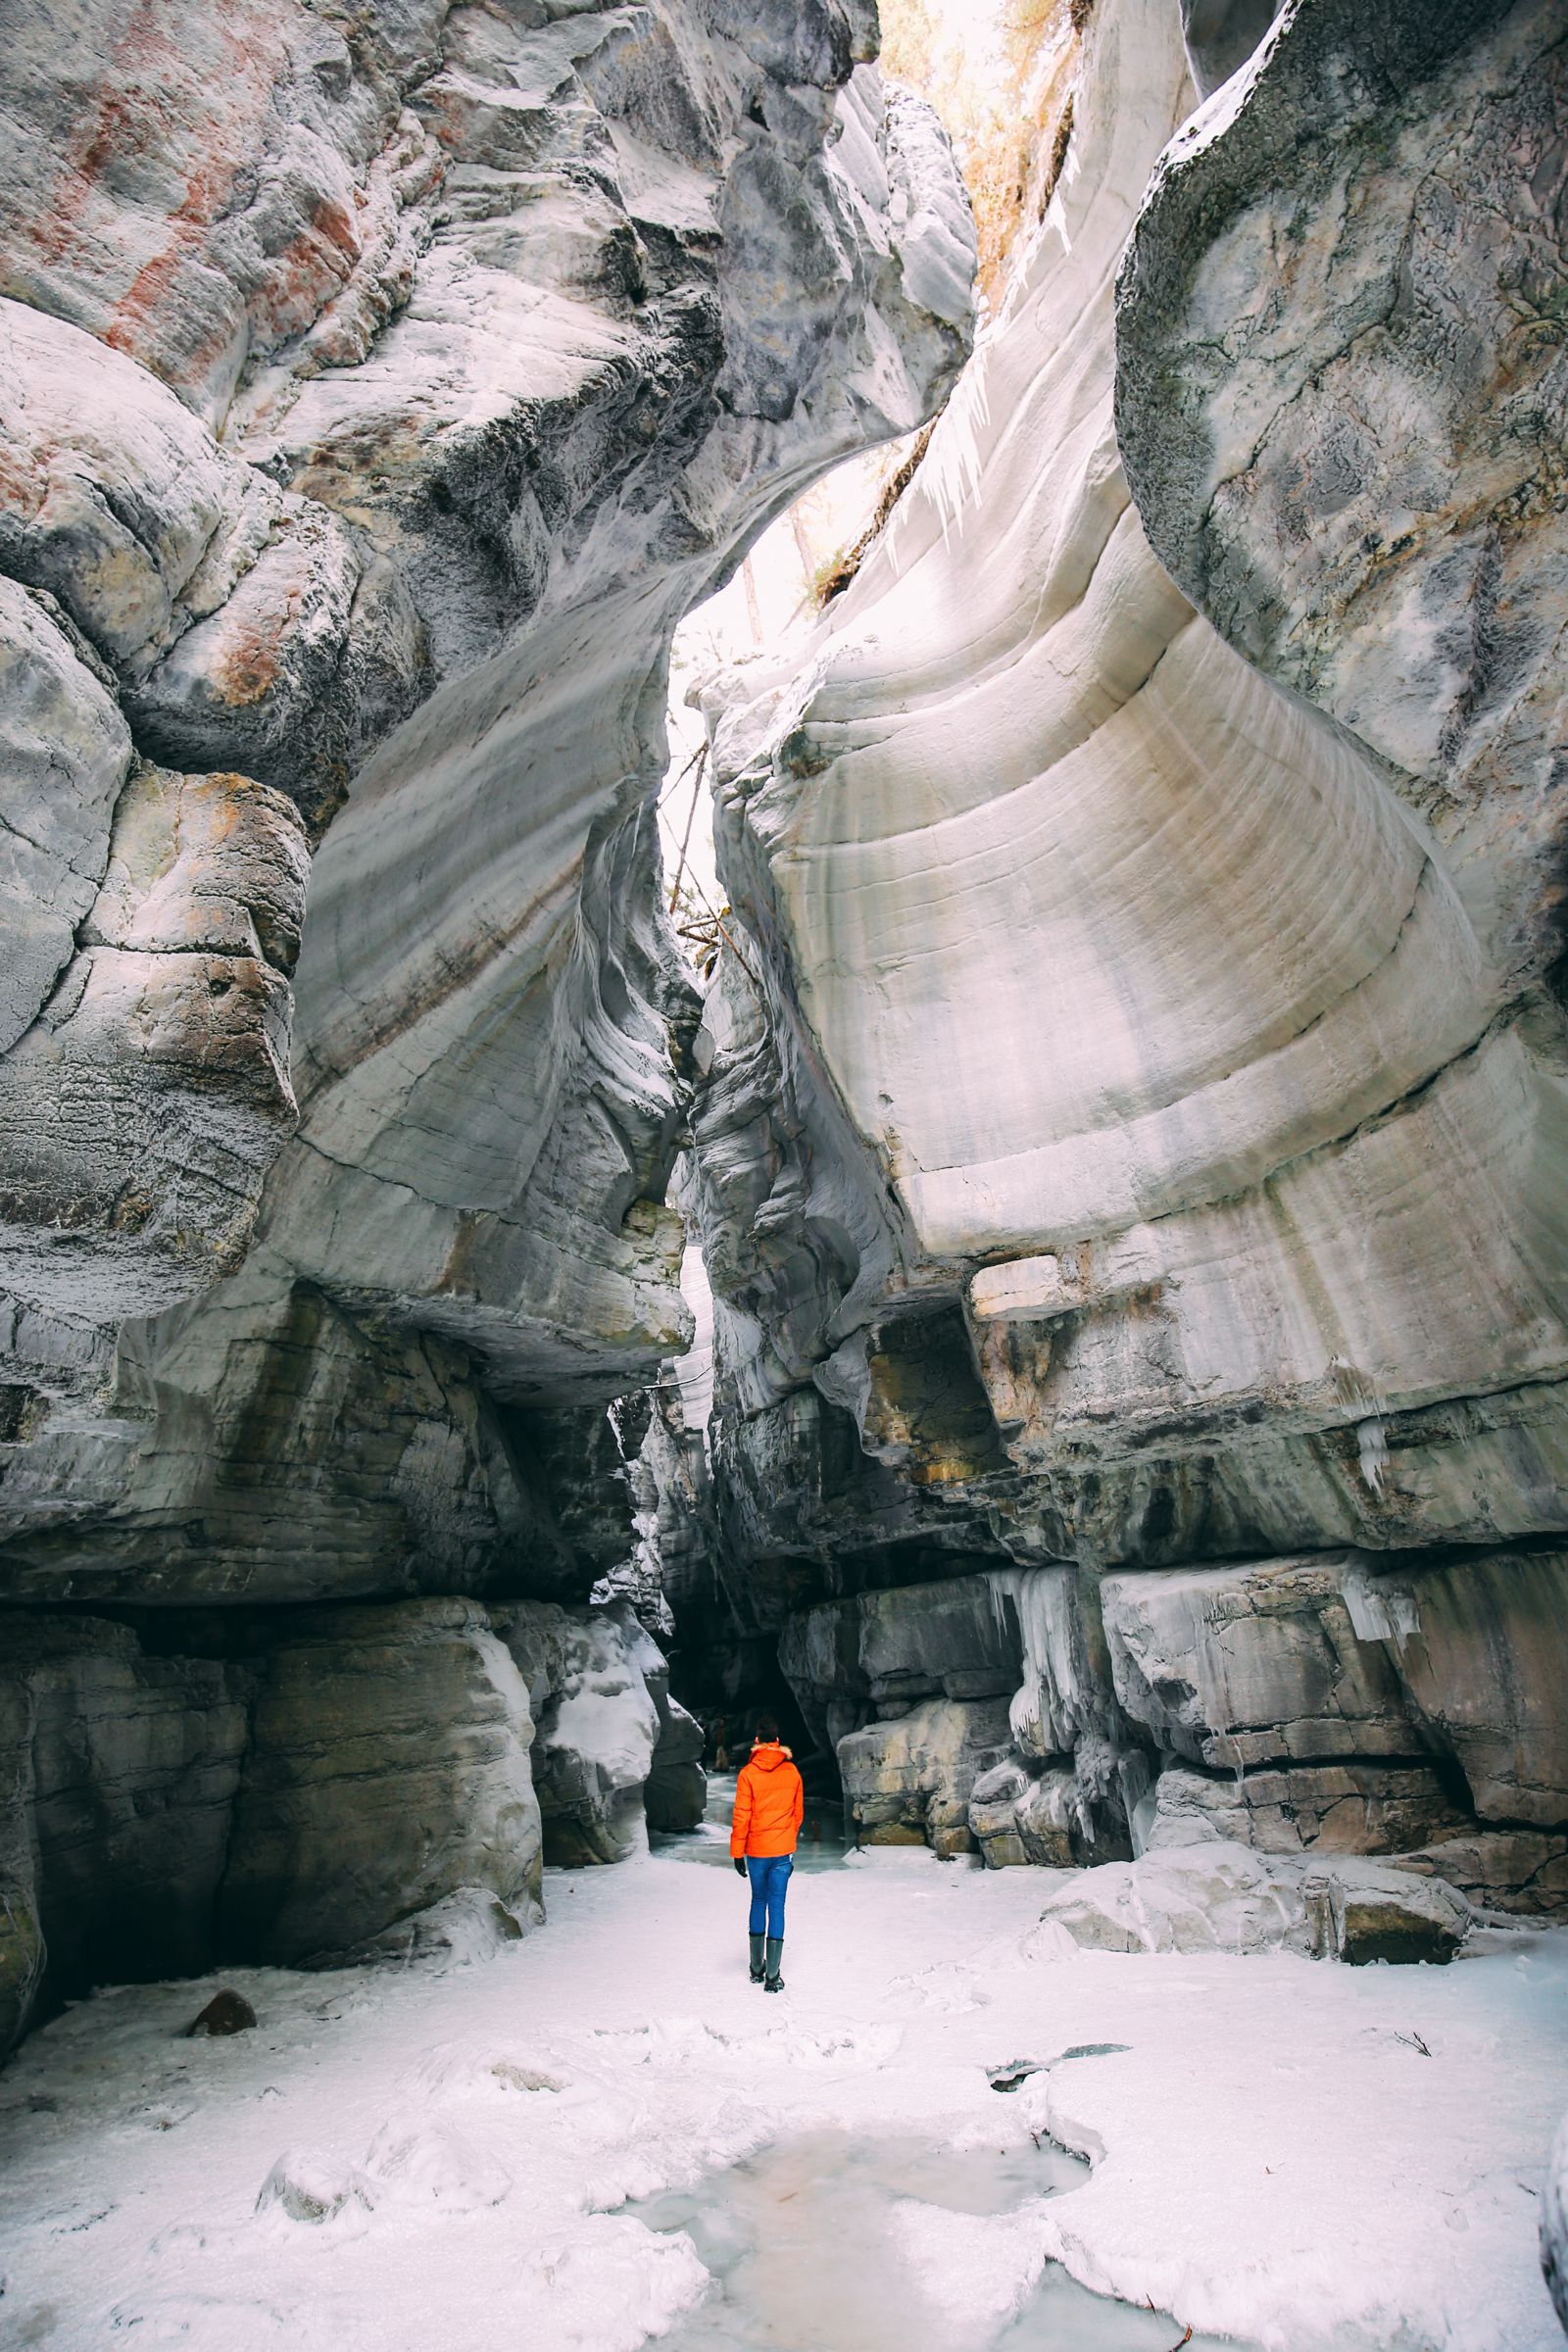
[746,1853,793,1938]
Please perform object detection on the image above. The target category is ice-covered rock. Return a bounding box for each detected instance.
[492,1598,697,1864]
[362,2118,512,2211]
[257,2148,373,2226]
[1029,1840,1473,1964]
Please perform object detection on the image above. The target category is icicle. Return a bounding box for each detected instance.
[1356,1415,1389,1493]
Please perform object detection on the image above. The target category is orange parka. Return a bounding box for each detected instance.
[729,1741,805,1859]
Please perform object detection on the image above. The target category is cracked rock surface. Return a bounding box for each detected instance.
[678,0,1568,1957]
[0,0,970,2039]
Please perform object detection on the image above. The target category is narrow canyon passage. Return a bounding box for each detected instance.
[4,1839,1565,2352]
[2,0,1568,2346]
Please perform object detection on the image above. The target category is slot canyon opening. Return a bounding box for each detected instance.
[1,0,1567,2346]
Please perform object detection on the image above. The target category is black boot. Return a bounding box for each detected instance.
[749,1933,765,1984]
[764,1936,784,1992]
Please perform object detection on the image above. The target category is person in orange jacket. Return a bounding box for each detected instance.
[730,1712,804,1991]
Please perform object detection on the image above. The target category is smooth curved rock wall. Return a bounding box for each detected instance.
[0,0,972,1608]
[685,0,1568,1921]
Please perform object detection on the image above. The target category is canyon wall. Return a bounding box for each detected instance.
[0,0,972,2049]
[687,0,1568,1933]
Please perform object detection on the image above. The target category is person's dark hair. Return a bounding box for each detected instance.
[755,1711,779,1742]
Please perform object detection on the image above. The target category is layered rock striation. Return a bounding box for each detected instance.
[0,1591,703,2048]
[684,0,1568,1940]
[0,0,972,2046]
[0,0,970,1604]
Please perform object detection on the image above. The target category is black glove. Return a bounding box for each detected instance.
[733,1857,747,1878]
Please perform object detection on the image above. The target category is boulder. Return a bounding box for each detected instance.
[838,1695,1014,1856]
[1029,1840,1472,1964]
[258,2149,374,2227]
[187,1989,257,2037]
[1324,1867,1470,1970]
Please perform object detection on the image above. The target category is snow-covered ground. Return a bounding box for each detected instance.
[1,1842,1564,2352]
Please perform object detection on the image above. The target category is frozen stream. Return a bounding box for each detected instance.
[0,1841,1564,2350]
[630,2127,1246,2350]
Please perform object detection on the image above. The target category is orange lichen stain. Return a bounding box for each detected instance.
[213,629,281,708]
[23,0,285,385]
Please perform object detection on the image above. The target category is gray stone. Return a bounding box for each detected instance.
[0,580,130,1057]
[0,1675,44,2057]
[0,761,310,1333]
[187,1988,257,2036]
[1390,1830,1568,1923]
[1029,1840,1472,1964]
[1345,1548,1568,1829]
[18,1615,251,1997]
[780,1574,1021,1754]
[839,1694,1014,1857]
[1148,1761,1468,1858]
[1102,1555,1418,1772]
[0,0,972,1627]
[1117,0,1568,1001]
[218,1600,542,1966]
[492,1598,666,1865]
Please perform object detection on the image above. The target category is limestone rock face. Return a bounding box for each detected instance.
[217,1599,542,1967]
[0,0,972,1618]
[24,1623,250,1987]
[1101,1556,1416,1771]
[694,0,1567,1583]
[0,1592,699,2054]
[1344,1546,1568,1830]
[1118,0,1568,998]
[682,0,1568,1916]
[838,1695,1013,1856]
[1148,1761,1468,1860]
[780,1575,1021,1754]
